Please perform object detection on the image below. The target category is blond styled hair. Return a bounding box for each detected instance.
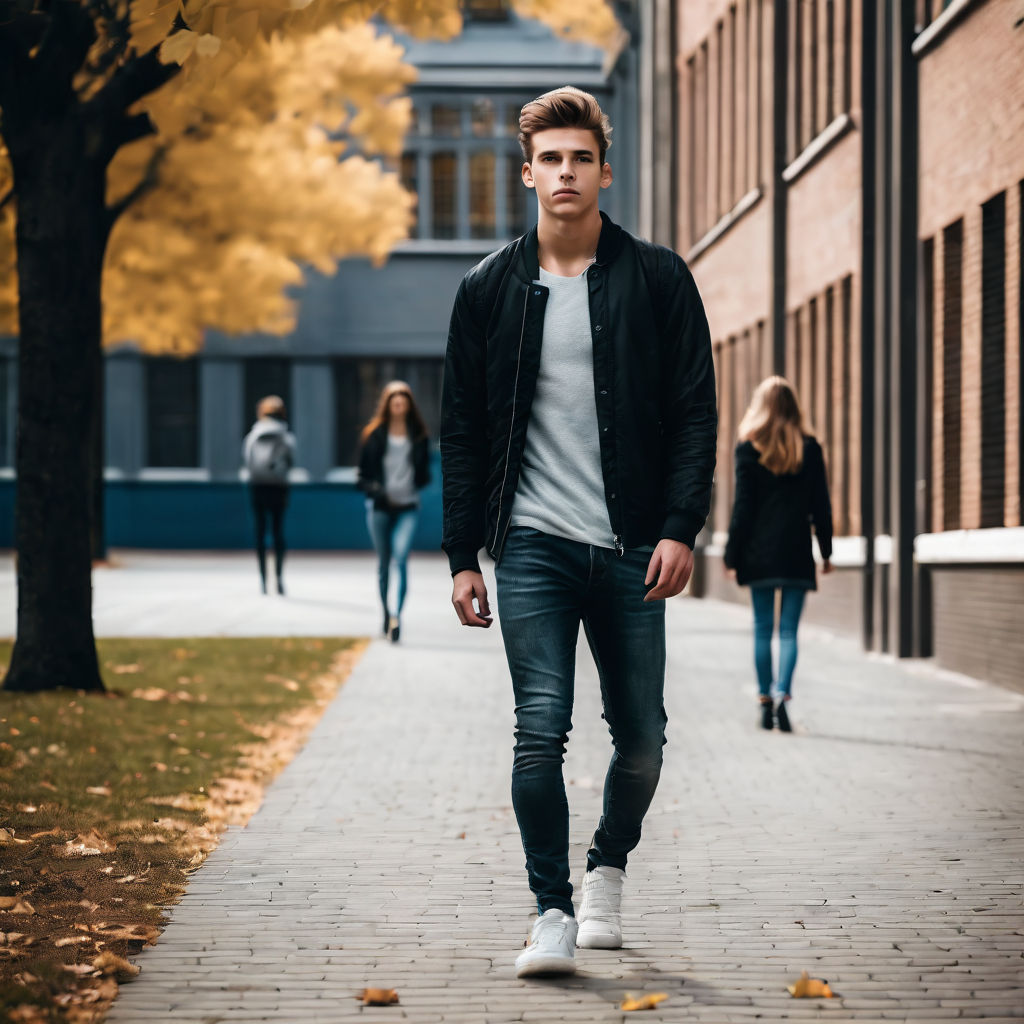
[257,395,286,420]
[737,376,814,475]
[517,86,612,164]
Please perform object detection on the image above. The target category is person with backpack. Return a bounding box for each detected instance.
[723,376,834,732]
[441,87,716,976]
[357,381,432,643]
[242,395,296,595]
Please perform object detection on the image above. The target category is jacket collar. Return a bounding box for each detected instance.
[515,210,624,282]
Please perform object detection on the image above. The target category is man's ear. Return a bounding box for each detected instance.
[600,162,613,189]
[522,162,535,189]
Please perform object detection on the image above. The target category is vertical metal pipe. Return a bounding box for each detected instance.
[859,0,877,651]
[771,0,788,371]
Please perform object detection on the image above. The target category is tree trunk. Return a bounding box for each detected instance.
[3,113,106,692]
[91,351,107,563]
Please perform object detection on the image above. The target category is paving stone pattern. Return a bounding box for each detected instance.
[75,553,1024,1023]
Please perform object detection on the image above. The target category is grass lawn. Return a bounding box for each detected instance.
[0,636,365,1023]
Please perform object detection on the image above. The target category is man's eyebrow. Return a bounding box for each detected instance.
[536,149,597,158]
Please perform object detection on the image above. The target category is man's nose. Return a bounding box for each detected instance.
[560,162,575,179]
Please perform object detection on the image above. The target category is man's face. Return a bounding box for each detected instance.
[522,127,612,220]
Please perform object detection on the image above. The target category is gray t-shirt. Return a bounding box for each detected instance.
[383,434,418,507]
[509,266,614,548]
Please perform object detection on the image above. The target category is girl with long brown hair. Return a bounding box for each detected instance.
[357,381,431,642]
[723,376,833,731]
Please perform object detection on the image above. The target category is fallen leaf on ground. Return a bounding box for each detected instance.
[0,828,29,845]
[0,932,25,944]
[0,898,35,915]
[132,688,171,701]
[787,971,835,998]
[621,992,669,1011]
[91,922,160,944]
[65,830,116,856]
[30,827,63,839]
[63,963,99,977]
[358,988,399,1005]
[54,935,93,947]
[93,951,141,980]
[110,663,143,674]
[16,804,37,813]
[86,786,113,796]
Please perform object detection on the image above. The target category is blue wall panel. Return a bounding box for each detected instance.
[0,463,443,553]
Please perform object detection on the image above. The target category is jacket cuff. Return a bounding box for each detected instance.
[660,511,706,552]
[445,544,482,577]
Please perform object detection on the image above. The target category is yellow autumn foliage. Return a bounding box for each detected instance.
[0,0,620,351]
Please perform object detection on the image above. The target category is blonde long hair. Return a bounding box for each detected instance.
[360,380,428,443]
[737,376,813,475]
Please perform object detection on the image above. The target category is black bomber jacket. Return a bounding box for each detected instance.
[440,212,718,576]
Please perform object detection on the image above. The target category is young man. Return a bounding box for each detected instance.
[441,87,716,977]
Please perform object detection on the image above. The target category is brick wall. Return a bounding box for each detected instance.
[930,565,1024,694]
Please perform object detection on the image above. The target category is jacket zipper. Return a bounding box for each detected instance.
[613,534,623,556]
[493,284,532,558]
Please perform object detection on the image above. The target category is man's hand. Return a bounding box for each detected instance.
[821,559,834,575]
[452,570,493,627]
[644,539,694,602]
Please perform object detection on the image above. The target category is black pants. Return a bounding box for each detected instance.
[251,484,288,583]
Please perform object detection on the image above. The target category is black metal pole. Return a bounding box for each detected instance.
[860,0,877,652]
[771,0,788,371]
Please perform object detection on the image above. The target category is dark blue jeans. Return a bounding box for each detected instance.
[495,527,667,916]
[750,585,807,698]
[365,502,418,618]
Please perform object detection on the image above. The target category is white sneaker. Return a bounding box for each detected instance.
[514,909,578,977]
[576,865,625,948]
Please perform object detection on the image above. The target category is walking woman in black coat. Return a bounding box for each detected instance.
[724,377,833,732]
[357,381,432,643]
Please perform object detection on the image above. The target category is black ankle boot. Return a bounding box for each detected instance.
[776,700,792,732]
[383,612,392,637]
[760,698,774,730]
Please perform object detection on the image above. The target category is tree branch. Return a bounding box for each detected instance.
[104,141,163,234]
[88,47,179,122]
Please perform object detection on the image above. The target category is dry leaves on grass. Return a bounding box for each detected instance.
[0,826,29,844]
[621,992,669,1011]
[64,830,116,856]
[358,988,400,1005]
[0,897,36,914]
[787,971,835,998]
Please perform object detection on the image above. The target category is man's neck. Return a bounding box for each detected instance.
[536,209,602,278]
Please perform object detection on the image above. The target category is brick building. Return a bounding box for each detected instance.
[639,0,1023,690]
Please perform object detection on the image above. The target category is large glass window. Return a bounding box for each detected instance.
[146,358,199,468]
[400,152,419,239]
[469,150,496,239]
[431,151,457,240]
[401,94,546,241]
[243,358,291,435]
[333,357,444,466]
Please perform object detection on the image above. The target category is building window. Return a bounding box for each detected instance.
[980,191,1006,528]
[685,3,764,249]
[469,150,496,239]
[400,153,419,239]
[941,218,963,532]
[431,105,461,138]
[464,0,510,21]
[146,358,199,468]
[788,0,851,161]
[403,95,544,241]
[244,358,291,436]
[431,151,457,240]
[333,357,444,467]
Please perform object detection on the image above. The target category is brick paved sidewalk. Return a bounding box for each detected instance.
[97,554,1024,1023]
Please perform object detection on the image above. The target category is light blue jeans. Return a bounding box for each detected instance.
[751,586,807,698]
[495,527,667,916]
[366,503,418,618]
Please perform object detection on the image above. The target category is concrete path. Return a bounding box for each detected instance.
[4,552,1023,1022]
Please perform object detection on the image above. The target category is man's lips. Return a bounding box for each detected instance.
[553,189,579,196]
